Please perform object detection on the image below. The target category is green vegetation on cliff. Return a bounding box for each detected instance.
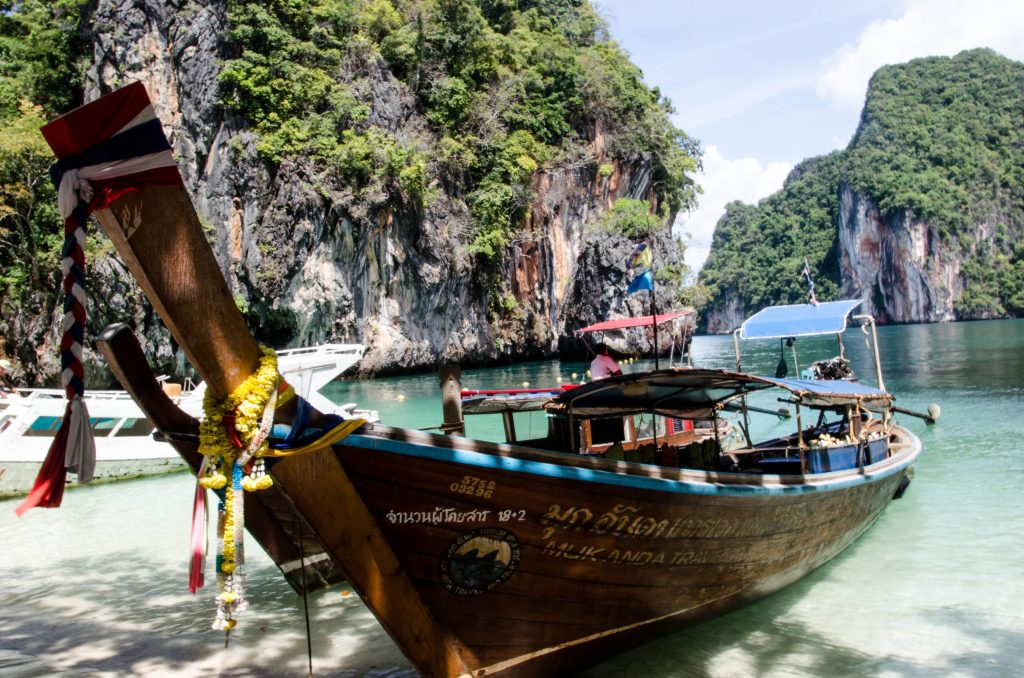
[699,48,1024,322]
[0,0,700,348]
[218,0,699,260]
[700,153,844,312]
[0,0,89,307]
[847,49,1024,237]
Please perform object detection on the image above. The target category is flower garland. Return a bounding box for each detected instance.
[196,346,283,631]
[190,345,366,632]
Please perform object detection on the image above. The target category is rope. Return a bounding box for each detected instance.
[59,206,87,402]
[296,507,314,678]
[16,109,176,515]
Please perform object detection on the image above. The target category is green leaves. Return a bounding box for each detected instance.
[222,0,426,206]
[702,49,1024,322]
[215,0,701,263]
[0,1,90,309]
[599,198,654,239]
[700,154,843,317]
[956,228,1024,317]
[0,0,88,122]
[0,103,63,300]
[327,128,428,205]
[847,49,1024,235]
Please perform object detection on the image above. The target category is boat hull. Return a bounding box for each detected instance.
[1,390,191,499]
[0,456,187,499]
[273,424,919,677]
[34,84,920,677]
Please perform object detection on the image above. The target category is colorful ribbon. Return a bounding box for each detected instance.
[17,82,182,515]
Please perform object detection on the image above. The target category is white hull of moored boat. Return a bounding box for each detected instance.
[0,456,188,498]
[0,388,196,499]
[0,343,373,499]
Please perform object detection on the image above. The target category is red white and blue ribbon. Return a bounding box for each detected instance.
[16,82,183,515]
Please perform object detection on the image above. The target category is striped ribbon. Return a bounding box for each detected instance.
[16,107,178,515]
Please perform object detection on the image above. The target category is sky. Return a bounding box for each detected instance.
[596,0,1024,272]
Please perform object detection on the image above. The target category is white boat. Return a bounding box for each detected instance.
[0,343,374,498]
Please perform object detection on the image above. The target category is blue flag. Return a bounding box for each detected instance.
[627,269,653,294]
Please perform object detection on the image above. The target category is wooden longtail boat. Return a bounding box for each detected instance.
[42,84,923,677]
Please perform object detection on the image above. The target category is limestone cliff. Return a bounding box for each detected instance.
[4,0,689,385]
[700,49,1024,332]
[703,178,984,332]
[837,181,964,323]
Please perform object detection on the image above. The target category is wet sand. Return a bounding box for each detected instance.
[0,476,416,678]
[0,590,416,678]
[0,590,416,677]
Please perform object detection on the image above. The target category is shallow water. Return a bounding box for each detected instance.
[2,319,1022,676]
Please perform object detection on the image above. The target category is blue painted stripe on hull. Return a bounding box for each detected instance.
[343,433,916,497]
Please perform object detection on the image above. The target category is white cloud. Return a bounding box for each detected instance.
[674,145,792,273]
[680,68,815,131]
[817,0,1024,110]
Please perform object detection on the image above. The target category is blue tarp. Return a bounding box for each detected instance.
[739,300,862,339]
[547,367,892,419]
[767,377,889,399]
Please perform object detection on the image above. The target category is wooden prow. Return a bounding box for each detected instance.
[46,83,470,678]
[95,322,346,593]
[39,85,258,401]
[92,186,261,400]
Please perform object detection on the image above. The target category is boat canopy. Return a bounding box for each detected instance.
[739,300,862,339]
[545,368,892,420]
[461,387,573,415]
[766,376,893,408]
[577,310,693,334]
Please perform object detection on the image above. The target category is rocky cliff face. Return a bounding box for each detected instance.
[702,183,971,332]
[700,295,745,336]
[702,181,1007,332]
[15,0,681,385]
[837,181,965,323]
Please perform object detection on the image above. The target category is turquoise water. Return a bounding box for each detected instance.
[1,320,1022,676]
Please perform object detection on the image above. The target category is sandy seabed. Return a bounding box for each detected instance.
[0,475,418,678]
[0,592,417,678]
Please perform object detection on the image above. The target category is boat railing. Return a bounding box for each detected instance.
[851,313,885,391]
[9,388,141,402]
[277,344,365,359]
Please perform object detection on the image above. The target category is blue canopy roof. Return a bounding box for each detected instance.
[739,300,863,339]
[545,368,892,419]
[767,377,889,399]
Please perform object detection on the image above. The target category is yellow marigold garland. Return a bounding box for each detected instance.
[192,346,366,632]
[197,346,282,632]
[199,346,281,471]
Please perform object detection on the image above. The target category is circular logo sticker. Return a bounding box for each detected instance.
[440,527,521,596]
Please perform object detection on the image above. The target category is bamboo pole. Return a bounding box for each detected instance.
[439,365,465,435]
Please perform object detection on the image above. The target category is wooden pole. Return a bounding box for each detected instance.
[892,404,940,424]
[501,411,517,443]
[647,191,660,371]
[439,365,465,436]
[651,291,660,371]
